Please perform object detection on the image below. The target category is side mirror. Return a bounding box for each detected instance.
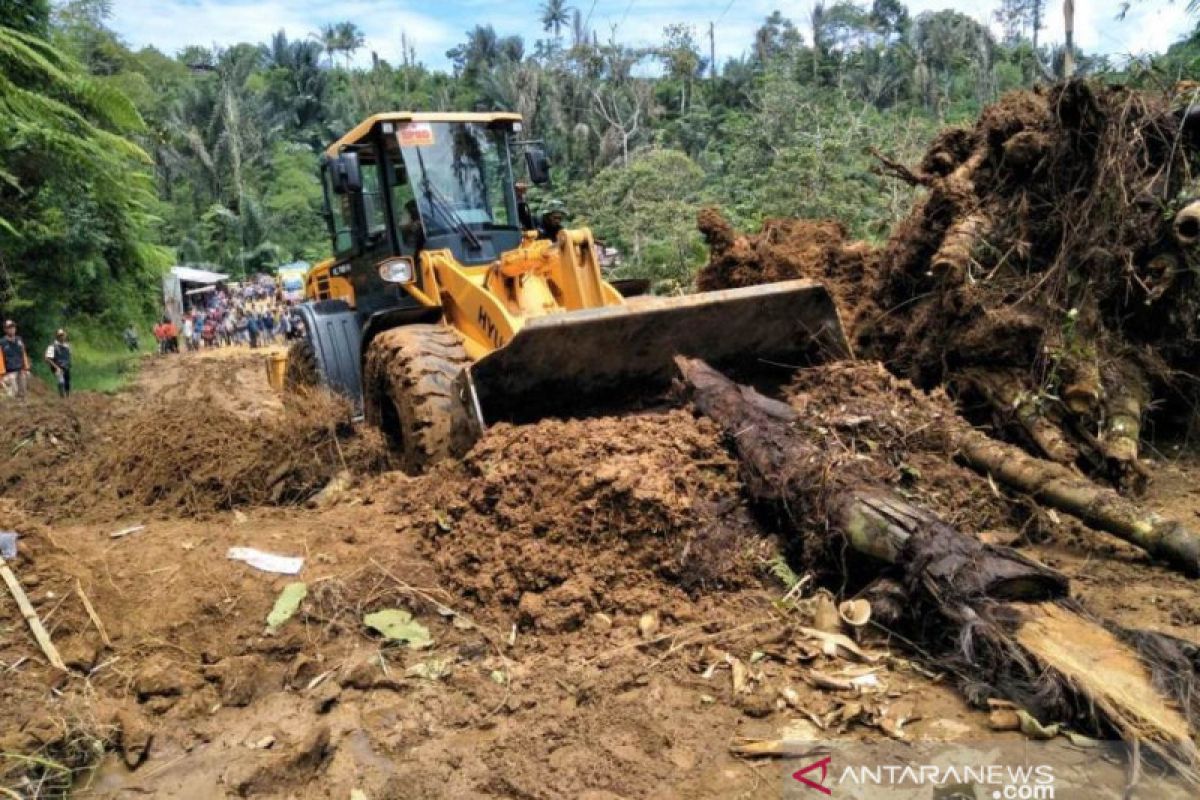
[524,147,551,186]
[331,152,363,195]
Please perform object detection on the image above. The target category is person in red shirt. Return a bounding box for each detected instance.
[163,320,179,353]
[153,320,166,354]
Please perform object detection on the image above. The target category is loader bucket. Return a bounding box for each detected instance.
[462,278,852,427]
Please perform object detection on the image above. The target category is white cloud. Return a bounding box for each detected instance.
[111,0,453,65]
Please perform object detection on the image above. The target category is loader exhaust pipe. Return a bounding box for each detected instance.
[1175,200,1200,247]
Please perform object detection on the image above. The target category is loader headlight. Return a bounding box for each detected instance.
[378,257,415,284]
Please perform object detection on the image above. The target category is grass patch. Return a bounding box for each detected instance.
[32,325,146,395]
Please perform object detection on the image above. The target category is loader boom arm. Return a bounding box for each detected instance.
[408,228,624,361]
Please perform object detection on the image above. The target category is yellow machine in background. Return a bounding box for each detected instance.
[287,111,849,472]
[304,258,353,304]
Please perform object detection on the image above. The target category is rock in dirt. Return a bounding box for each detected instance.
[59,635,104,673]
[112,708,153,770]
[134,656,201,703]
[339,654,405,693]
[311,680,342,714]
[205,655,273,708]
[285,653,323,690]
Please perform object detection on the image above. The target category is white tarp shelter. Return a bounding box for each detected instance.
[171,266,228,284]
[163,266,230,325]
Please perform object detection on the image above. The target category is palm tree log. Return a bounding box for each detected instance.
[958,369,1077,463]
[675,357,1065,599]
[931,212,992,283]
[956,431,1200,577]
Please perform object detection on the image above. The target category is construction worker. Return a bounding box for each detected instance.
[1,320,31,401]
[539,199,569,242]
[400,199,424,249]
[44,329,71,398]
[515,181,535,231]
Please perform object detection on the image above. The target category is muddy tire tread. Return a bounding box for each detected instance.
[363,325,474,473]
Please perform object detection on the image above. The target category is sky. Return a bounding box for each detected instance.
[107,0,1194,70]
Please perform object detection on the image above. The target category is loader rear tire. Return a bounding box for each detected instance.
[363,325,474,474]
[284,337,321,393]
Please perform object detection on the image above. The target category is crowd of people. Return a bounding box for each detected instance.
[153,283,302,355]
[2,275,306,403]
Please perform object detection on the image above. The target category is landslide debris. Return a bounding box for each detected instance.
[0,384,388,520]
[697,209,879,334]
[698,81,1200,489]
[401,411,771,632]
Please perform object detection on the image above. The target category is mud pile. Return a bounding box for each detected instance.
[781,362,1021,564]
[697,210,879,333]
[0,394,108,495]
[699,81,1200,486]
[5,390,389,520]
[400,411,769,632]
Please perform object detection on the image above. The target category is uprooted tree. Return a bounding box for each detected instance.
[698,81,1200,491]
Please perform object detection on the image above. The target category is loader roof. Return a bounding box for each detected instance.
[325,112,524,157]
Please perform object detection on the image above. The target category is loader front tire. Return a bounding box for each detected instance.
[363,325,474,474]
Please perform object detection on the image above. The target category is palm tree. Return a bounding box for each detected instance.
[335,21,365,69]
[312,23,338,68]
[540,0,573,40]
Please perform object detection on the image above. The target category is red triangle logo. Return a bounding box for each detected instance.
[792,755,833,795]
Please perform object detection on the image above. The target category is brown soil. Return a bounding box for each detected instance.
[406,411,765,628]
[0,349,388,521]
[696,208,880,335]
[1,351,990,799]
[2,349,1198,798]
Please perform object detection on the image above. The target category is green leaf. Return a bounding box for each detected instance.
[363,609,433,649]
[266,582,308,632]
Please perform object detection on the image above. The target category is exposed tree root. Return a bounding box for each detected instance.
[698,81,1200,493]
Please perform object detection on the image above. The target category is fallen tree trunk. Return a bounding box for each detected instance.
[676,357,1199,781]
[956,431,1200,577]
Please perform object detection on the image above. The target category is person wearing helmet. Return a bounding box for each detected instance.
[539,199,569,242]
[45,329,72,398]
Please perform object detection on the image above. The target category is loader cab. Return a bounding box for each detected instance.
[320,113,535,317]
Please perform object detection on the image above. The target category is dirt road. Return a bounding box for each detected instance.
[2,349,1198,798]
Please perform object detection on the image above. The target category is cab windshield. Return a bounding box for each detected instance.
[394,122,517,237]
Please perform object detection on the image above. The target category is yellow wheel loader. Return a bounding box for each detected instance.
[286,111,849,471]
